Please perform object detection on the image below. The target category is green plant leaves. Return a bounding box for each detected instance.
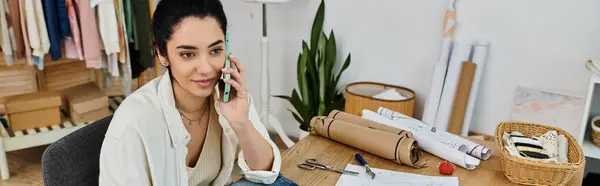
[310,0,325,57]
[298,52,309,106]
[288,109,307,130]
[273,0,352,131]
[325,31,337,80]
[334,53,351,87]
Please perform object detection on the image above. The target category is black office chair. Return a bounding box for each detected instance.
[41,115,113,186]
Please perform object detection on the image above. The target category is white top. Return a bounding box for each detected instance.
[24,0,49,59]
[0,0,13,65]
[186,110,222,186]
[98,71,282,186]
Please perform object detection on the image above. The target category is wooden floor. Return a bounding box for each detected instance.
[0,134,291,186]
[0,146,47,186]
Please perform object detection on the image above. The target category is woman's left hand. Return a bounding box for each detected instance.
[219,55,251,129]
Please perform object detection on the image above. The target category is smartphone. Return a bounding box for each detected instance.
[222,32,231,103]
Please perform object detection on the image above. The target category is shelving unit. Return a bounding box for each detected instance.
[577,74,600,160]
[0,52,150,180]
[0,96,124,180]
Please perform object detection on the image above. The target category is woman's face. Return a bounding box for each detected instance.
[161,17,226,98]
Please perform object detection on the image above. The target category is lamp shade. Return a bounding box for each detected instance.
[244,0,291,3]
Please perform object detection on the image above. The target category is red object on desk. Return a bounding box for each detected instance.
[439,161,454,175]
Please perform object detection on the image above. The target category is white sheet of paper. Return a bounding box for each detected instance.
[335,164,459,186]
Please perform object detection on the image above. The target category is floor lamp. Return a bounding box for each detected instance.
[244,0,295,148]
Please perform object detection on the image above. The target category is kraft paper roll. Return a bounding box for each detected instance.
[328,110,414,139]
[310,116,426,168]
[448,62,477,135]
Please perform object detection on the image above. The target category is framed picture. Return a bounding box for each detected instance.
[510,86,585,137]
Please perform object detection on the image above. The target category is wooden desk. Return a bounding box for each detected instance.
[281,135,584,186]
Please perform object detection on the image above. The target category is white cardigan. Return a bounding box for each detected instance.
[98,72,281,185]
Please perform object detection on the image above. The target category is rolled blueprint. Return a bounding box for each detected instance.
[310,117,426,168]
[434,42,472,132]
[422,0,457,126]
[328,110,414,139]
[461,40,490,136]
[361,110,480,170]
[377,107,491,161]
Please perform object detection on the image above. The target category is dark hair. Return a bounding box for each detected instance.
[152,0,228,58]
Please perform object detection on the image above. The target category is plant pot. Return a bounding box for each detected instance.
[298,130,310,140]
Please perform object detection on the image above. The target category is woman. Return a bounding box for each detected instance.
[98,0,297,185]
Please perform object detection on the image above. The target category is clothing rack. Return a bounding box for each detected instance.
[0,0,162,98]
[0,0,160,180]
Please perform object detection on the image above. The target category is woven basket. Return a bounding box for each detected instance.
[495,121,585,186]
[344,82,415,117]
[592,116,600,148]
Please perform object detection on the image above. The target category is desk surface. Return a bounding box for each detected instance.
[280,135,584,186]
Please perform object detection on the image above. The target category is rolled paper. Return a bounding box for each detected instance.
[328,110,414,139]
[362,110,481,170]
[377,107,492,161]
[310,116,426,168]
[558,135,568,163]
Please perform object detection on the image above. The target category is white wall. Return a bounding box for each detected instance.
[455,0,599,136]
[225,0,598,138]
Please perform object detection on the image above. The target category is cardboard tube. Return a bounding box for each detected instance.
[448,62,477,135]
[310,116,426,168]
[329,110,414,139]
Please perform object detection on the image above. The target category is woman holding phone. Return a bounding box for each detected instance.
[98,0,297,185]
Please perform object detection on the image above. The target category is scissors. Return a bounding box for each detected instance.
[298,158,359,176]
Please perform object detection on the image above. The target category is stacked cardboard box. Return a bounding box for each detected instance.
[62,82,109,123]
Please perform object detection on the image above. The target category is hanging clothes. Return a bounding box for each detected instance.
[65,0,82,60]
[17,0,32,65]
[0,0,14,66]
[4,0,17,56]
[43,0,66,61]
[25,0,50,70]
[114,0,127,64]
[123,0,134,44]
[56,0,69,37]
[130,0,155,79]
[116,0,132,96]
[75,0,102,69]
[55,0,79,60]
[6,0,24,59]
[97,0,120,77]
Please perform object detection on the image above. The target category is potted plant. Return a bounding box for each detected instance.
[274,0,351,139]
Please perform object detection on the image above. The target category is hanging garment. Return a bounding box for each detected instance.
[75,0,102,68]
[43,0,63,61]
[0,0,14,66]
[114,0,126,64]
[4,0,16,54]
[124,0,134,44]
[130,0,155,79]
[17,0,32,65]
[116,0,132,96]
[6,0,24,59]
[56,0,69,37]
[65,0,82,60]
[97,0,120,77]
[55,0,79,60]
[25,0,50,70]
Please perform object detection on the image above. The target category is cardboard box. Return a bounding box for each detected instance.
[62,82,109,123]
[4,91,62,131]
